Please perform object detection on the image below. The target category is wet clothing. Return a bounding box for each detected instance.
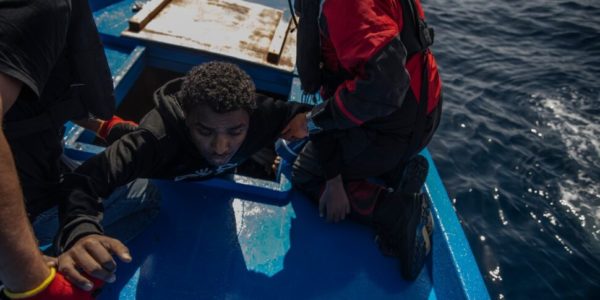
[0,0,114,219]
[57,78,310,251]
[300,0,443,179]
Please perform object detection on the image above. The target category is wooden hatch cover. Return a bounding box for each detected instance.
[123,0,296,72]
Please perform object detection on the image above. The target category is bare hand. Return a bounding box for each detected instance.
[280,113,308,141]
[43,255,58,268]
[319,175,351,222]
[272,156,282,174]
[58,234,132,291]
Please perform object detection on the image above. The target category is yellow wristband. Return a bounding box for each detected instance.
[3,267,56,299]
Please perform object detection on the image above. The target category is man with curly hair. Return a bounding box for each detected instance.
[54,61,310,290]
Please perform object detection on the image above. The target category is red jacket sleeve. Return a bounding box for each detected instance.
[311,0,411,130]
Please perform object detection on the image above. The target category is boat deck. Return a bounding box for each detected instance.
[99,177,435,299]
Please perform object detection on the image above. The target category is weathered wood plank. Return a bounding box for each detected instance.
[122,0,296,72]
[267,15,292,64]
[128,0,172,32]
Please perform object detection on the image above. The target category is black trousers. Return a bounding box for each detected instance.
[292,98,442,203]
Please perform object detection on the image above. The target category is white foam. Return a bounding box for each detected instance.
[557,178,600,232]
[541,98,600,169]
[488,265,503,282]
[536,93,600,239]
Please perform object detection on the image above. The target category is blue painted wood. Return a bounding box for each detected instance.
[98,179,435,300]
[143,45,293,96]
[422,149,490,300]
[104,45,132,78]
[94,0,144,38]
[113,46,146,105]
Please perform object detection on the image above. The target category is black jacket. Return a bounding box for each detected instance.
[56,78,310,252]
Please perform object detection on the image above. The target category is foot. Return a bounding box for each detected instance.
[374,155,434,280]
[397,193,433,280]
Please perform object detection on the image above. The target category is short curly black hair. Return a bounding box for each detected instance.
[178,61,256,115]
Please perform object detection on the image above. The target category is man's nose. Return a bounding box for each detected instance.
[213,135,230,155]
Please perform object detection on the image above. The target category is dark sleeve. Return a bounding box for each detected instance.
[310,130,343,180]
[56,128,166,252]
[309,0,410,131]
[65,0,116,119]
[246,95,312,150]
[0,1,71,97]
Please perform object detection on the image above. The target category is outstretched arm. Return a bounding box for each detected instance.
[57,111,168,290]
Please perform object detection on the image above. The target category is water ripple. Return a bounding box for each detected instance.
[426,0,600,298]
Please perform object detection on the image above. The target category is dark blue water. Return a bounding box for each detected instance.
[423,0,600,299]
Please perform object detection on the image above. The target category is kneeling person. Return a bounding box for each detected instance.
[56,61,310,289]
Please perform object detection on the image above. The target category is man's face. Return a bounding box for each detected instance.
[186,105,250,166]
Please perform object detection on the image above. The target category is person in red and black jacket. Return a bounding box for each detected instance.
[291,0,443,280]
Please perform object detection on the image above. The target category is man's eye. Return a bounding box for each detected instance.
[229,130,243,136]
[197,128,212,136]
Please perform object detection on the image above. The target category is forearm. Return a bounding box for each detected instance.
[58,130,160,251]
[57,173,105,253]
[73,118,103,133]
[0,130,49,292]
[74,116,139,145]
[56,168,113,252]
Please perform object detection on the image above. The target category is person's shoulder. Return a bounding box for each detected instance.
[254,93,312,113]
[252,93,284,114]
[324,0,367,10]
[140,79,187,140]
[0,1,71,97]
[139,104,185,145]
[324,0,389,15]
[254,93,280,105]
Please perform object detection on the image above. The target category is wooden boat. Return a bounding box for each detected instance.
[62,0,490,298]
